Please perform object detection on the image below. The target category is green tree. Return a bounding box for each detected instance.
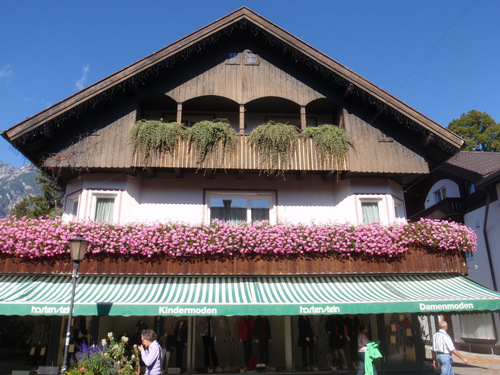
[448,110,500,151]
[11,172,63,218]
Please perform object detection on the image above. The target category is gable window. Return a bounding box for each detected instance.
[243,49,259,65]
[227,51,239,64]
[206,191,275,224]
[434,186,447,203]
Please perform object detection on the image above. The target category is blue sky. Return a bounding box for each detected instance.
[1,0,498,168]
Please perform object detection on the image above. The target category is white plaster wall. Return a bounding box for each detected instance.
[464,195,500,291]
[424,179,460,209]
[64,173,407,226]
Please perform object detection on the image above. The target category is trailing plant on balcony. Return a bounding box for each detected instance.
[187,120,237,164]
[0,216,477,260]
[249,122,300,175]
[301,124,352,169]
[129,120,187,165]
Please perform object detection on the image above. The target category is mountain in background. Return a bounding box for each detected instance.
[0,161,42,217]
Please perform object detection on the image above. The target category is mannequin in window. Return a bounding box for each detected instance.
[298,315,315,369]
[238,316,254,367]
[325,315,348,370]
[196,316,221,372]
[344,315,360,369]
[174,320,188,371]
[253,316,272,365]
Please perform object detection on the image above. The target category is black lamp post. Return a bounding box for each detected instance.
[61,235,89,374]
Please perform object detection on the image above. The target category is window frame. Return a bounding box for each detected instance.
[434,186,447,203]
[356,194,388,225]
[88,190,120,223]
[205,190,276,224]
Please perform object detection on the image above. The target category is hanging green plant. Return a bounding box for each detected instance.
[187,120,237,164]
[301,124,352,168]
[129,120,187,165]
[249,121,299,175]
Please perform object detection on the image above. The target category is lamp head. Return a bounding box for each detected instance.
[69,235,89,263]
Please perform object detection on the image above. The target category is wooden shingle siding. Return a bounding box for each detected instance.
[345,112,429,174]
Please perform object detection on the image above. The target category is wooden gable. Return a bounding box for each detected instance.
[2,7,464,186]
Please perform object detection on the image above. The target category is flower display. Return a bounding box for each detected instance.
[0,216,476,260]
[66,333,140,375]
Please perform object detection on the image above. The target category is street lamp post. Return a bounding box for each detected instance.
[60,235,89,374]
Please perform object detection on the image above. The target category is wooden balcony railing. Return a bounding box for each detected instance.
[132,136,349,172]
[0,245,467,276]
[409,198,464,223]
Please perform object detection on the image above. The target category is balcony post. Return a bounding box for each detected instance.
[300,106,307,130]
[177,103,182,124]
[239,104,245,134]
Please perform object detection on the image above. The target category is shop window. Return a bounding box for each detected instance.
[206,191,275,224]
[434,186,447,203]
[459,313,496,340]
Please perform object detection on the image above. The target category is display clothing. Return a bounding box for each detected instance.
[298,316,315,368]
[238,317,254,366]
[174,320,188,369]
[197,317,219,368]
[325,315,348,369]
[253,316,271,365]
[158,333,175,371]
[344,315,360,364]
[141,339,162,375]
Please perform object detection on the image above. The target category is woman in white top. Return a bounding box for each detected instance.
[356,324,377,375]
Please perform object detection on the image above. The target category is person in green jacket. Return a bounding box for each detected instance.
[356,324,381,375]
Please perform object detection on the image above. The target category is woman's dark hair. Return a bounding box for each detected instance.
[358,324,367,333]
[141,328,157,341]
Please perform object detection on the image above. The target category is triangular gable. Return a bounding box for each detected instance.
[3,6,463,154]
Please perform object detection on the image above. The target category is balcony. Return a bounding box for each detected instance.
[409,198,464,223]
[132,136,349,174]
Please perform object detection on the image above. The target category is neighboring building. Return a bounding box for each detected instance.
[407,151,500,354]
[1,7,499,373]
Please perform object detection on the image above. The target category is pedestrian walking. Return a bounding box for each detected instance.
[432,320,468,375]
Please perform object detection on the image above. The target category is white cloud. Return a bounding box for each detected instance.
[0,64,13,79]
[75,65,90,90]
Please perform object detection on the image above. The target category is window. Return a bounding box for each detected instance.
[89,190,119,223]
[243,49,259,65]
[361,202,380,224]
[434,186,447,203]
[227,51,239,64]
[206,191,275,224]
[394,199,405,222]
[64,194,80,222]
[95,197,115,222]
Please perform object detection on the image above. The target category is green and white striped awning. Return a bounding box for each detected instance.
[1,274,499,316]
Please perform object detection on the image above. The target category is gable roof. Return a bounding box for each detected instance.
[2,7,464,162]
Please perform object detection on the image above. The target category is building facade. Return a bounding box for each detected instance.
[2,7,499,374]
